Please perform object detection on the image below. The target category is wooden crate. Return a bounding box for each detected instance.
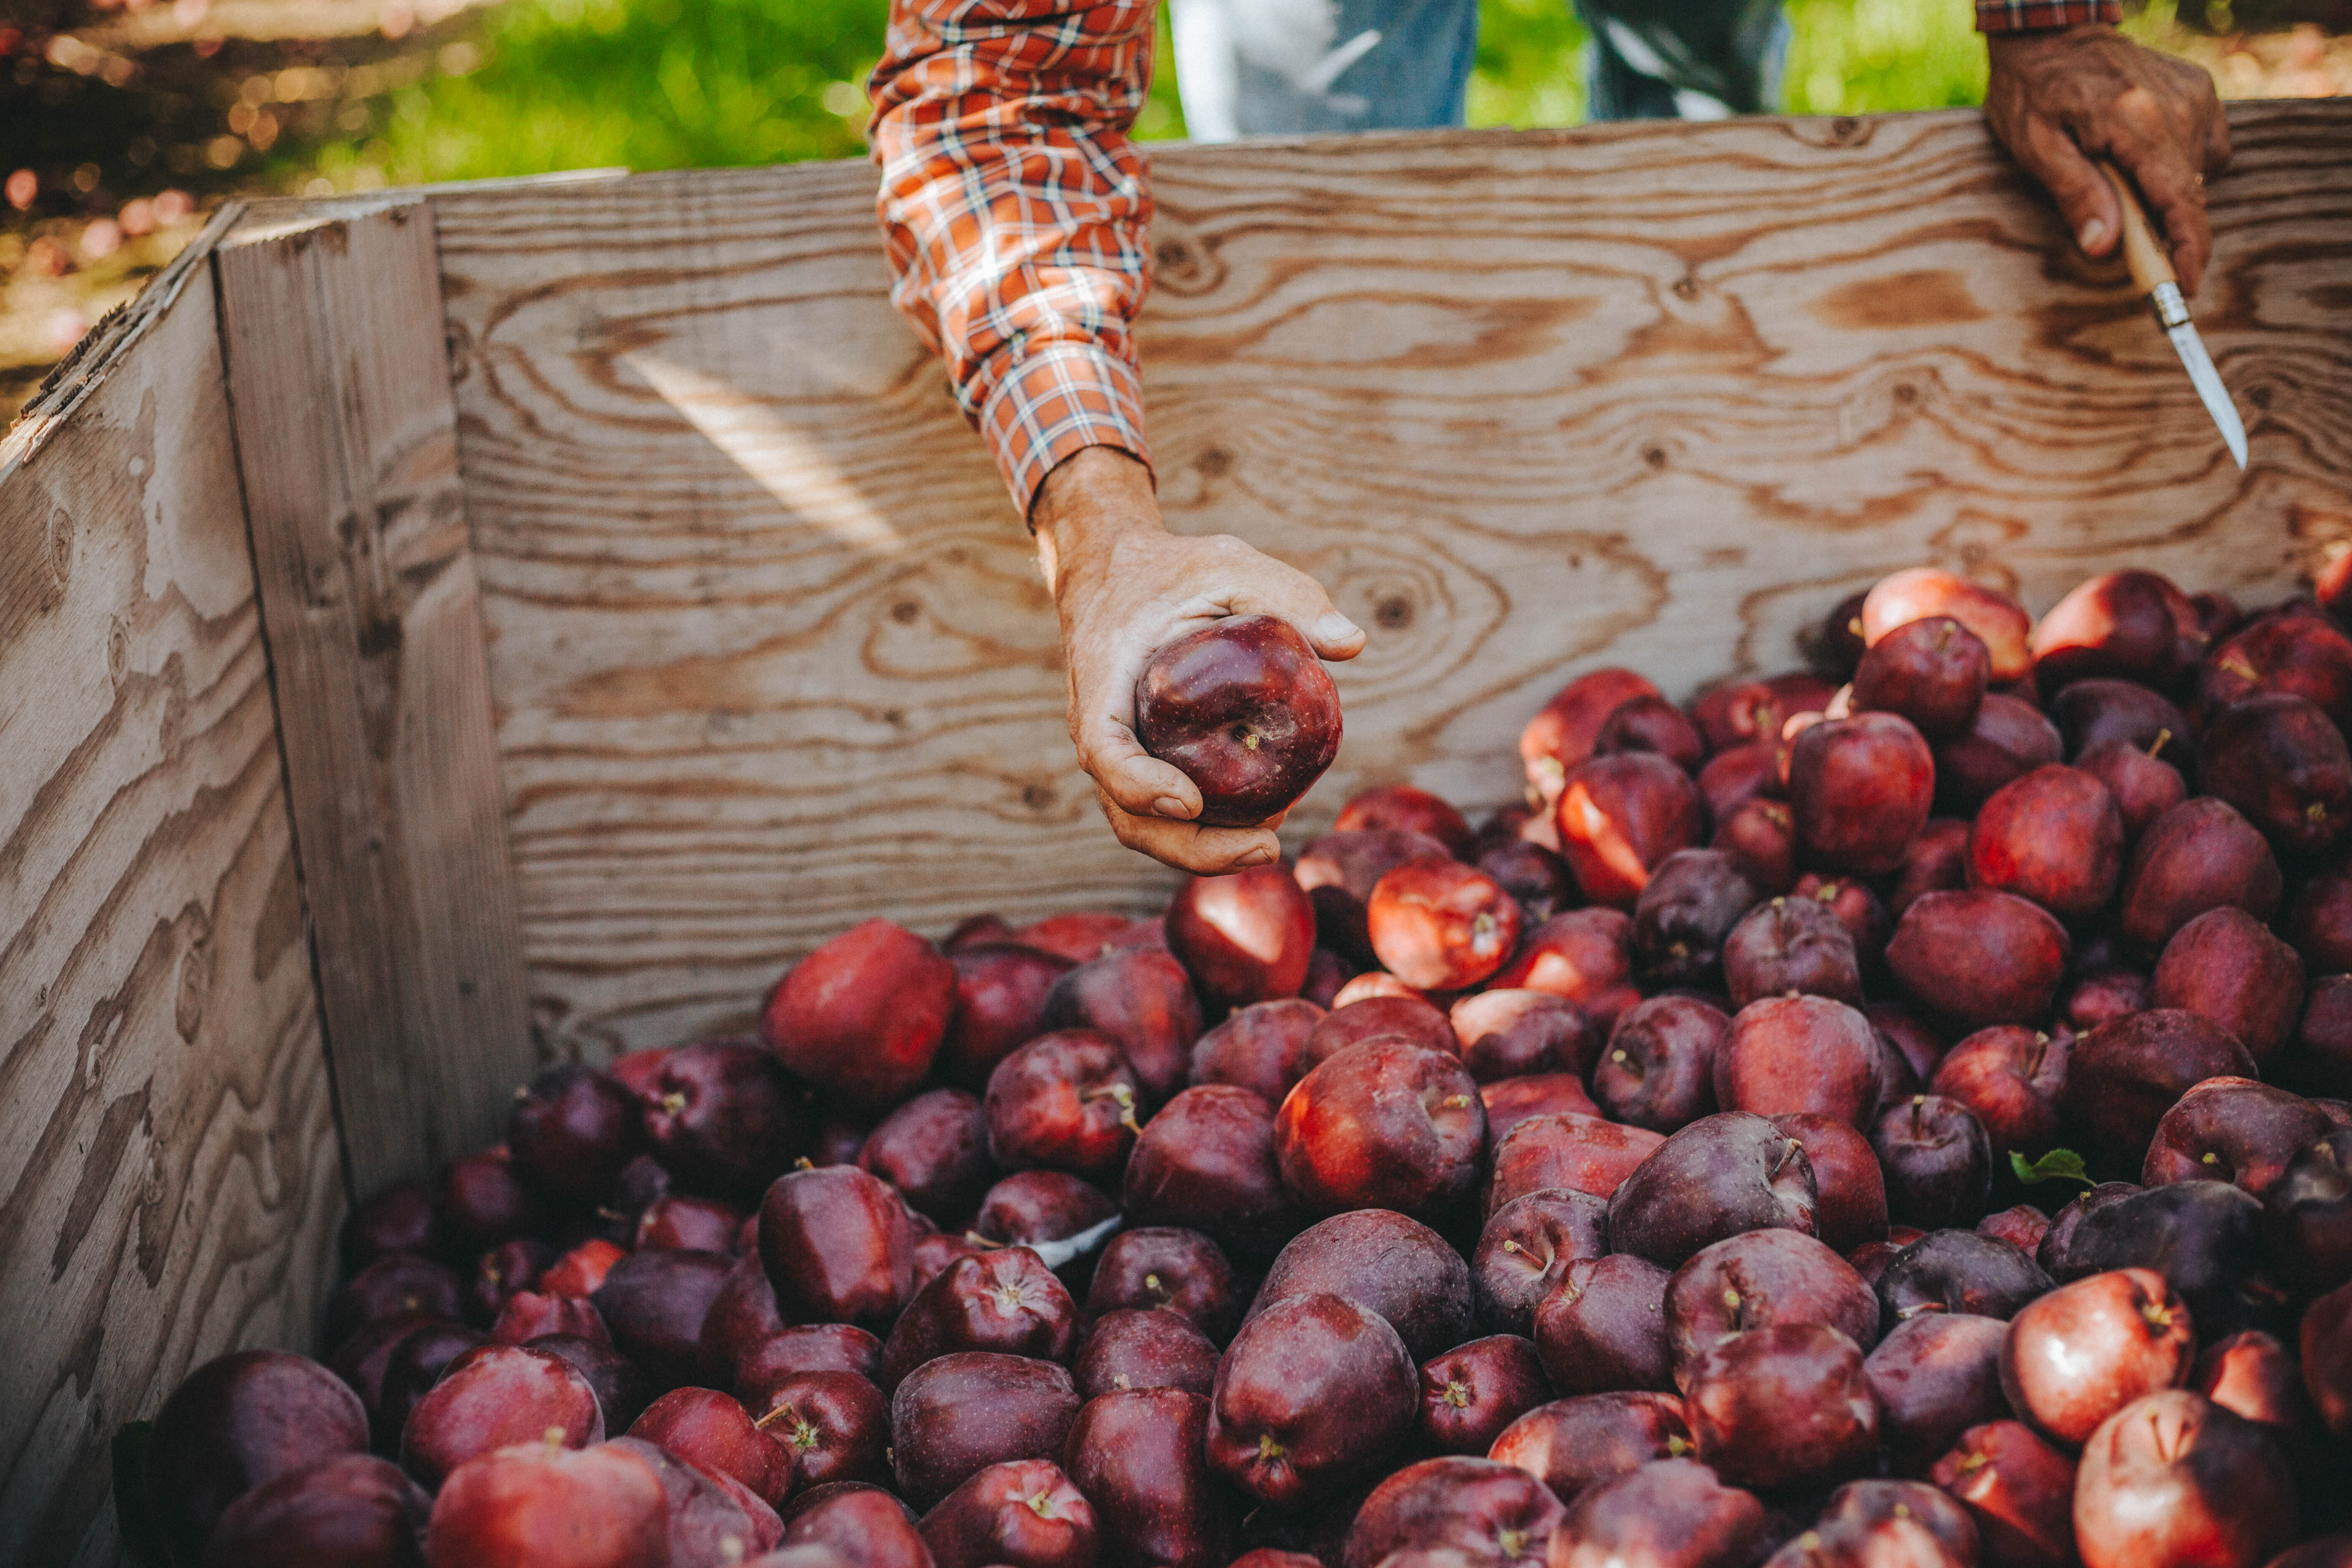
[2,99,2347,1562]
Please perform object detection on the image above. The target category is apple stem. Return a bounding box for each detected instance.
[2149,727,2173,759]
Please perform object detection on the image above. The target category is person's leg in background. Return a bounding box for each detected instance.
[1169,0,1481,141]
[1577,0,1791,120]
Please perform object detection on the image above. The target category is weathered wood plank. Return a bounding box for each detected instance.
[426,101,2352,1059]
[0,212,343,1568]
[215,204,537,1193]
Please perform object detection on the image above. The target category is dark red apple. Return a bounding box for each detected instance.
[1335,783,1474,856]
[1532,1254,1675,1395]
[1246,1208,1474,1361]
[1683,1323,1876,1493]
[145,1349,371,1555]
[1367,859,1522,991]
[878,1246,1076,1390]
[1488,910,1643,1027]
[1663,1229,1880,1395]
[1630,849,1759,991]
[1594,995,1726,1135]
[2000,1267,2194,1444]
[2202,692,2352,857]
[1072,1308,1218,1400]
[1871,1095,1993,1231]
[981,1029,1140,1182]
[939,942,1075,1089]
[918,1456,1096,1568]
[1039,947,1203,1105]
[971,1171,1121,1292]
[1886,890,2069,1029]
[1274,1039,1485,1219]
[1480,1073,1602,1144]
[1473,1187,1609,1337]
[1123,1083,1300,1264]
[1934,694,2063,816]
[1191,998,1324,1105]
[750,1371,890,1492]
[2144,1076,2333,1197]
[1450,989,1598,1083]
[1721,895,1862,1011]
[2078,734,2190,841]
[1341,1454,1565,1567]
[1863,569,2033,684]
[627,1386,789,1507]
[507,1064,642,1203]
[2064,1009,2258,1171]
[1594,694,1707,771]
[634,1195,744,1255]
[2152,906,2306,1069]
[888,1352,1081,1510]
[1788,712,1935,877]
[2072,1390,2295,1568]
[423,1438,665,1568]
[2115,797,2283,952]
[757,1166,913,1331]
[1135,614,1342,825]
[399,1345,604,1489]
[1606,1111,1818,1269]
[1205,1292,1417,1507]
[2031,570,2204,690]
[1417,1336,1552,1457]
[1965,763,2125,920]
[1767,1113,1887,1252]
[1929,1420,2078,1568]
[1166,862,1317,1008]
[437,1147,546,1253]
[1485,1110,1663,1211]
[642,1039,810,1197]
[2302,1280,2352,1438]
[198,1452,430,1568]
[1063,1388,1233,1568]
[1852,615,1989,740]
[2267,1130,2352,1292]
[1928,1025,2069,1160]
[761,918,955,1110]
[2200,609,2352,735]
[1715,995,1880,1126]
[1862,1312,2009,1476]
[1523,668,1666,799]
[858,1088,992,1226]
[1714,797,1799,897]
[1553,752,1706,910]
[1083,1226,1241,1341]
[1477,839,1576,925]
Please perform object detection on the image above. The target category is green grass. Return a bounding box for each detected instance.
[306,0,2015,191]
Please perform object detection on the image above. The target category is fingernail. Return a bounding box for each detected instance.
[1153,796,1191,819]
[1238,846,1277,868]
[1315,612,1363,644]
[2079,218,2110,252]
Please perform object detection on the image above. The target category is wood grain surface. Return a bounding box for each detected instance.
[0,215,343,1567]
[217,204,538,1195]
[424,101,2352,1059]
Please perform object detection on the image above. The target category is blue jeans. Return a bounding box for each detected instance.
[1168,0,1789,139]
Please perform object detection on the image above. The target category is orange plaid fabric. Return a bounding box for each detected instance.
[1975,0,2122,29]
[872,0,1159,518]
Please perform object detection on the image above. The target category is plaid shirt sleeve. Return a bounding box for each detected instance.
[1975,0,2122,30]
[871,0,1158,519]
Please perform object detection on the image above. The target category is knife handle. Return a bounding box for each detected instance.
[2097,160,2178,294]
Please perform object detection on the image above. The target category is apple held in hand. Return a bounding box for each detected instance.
[1135,615,1342,826]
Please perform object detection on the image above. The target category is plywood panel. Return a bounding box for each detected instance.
[216,204,537,1194]
[428,101,2352,1058]
[0,214,343,1566]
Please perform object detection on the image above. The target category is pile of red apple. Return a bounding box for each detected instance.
[124,565,2352,1568]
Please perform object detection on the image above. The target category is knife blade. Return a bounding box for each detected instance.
[2097,161,2248,471]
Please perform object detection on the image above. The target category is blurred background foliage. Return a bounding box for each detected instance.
[3,0,2345,414]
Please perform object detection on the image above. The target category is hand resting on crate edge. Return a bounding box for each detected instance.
[1032,447,1365,876]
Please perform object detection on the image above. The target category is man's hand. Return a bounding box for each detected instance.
[1033,448,1365,875]
[1985,25,2231,294]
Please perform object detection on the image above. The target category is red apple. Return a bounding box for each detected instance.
[762,919,955,1110]
[1135,615,1342,825]
[425,1438,666,1568]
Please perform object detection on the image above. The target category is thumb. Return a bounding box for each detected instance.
[1220,567,1367,662]
[2018,116,2122,260]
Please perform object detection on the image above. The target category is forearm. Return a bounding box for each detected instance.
[870,0,1160,518]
